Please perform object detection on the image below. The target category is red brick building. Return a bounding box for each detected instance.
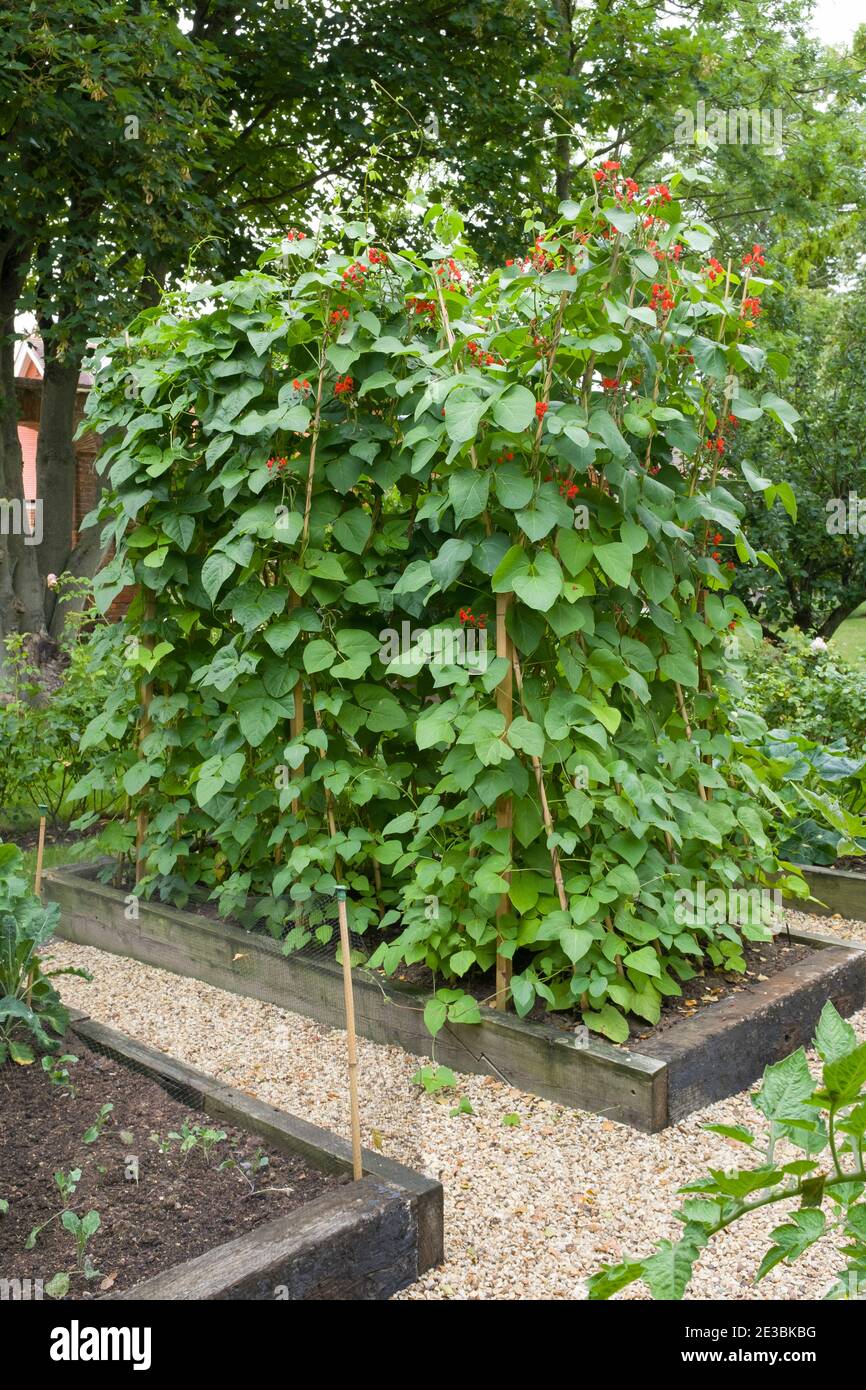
[14,336,133,618]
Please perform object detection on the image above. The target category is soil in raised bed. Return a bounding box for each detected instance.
[388,934,813,1041]
[0,1040,341,1299]
[832,855,866,875]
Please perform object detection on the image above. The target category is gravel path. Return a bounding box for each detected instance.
[50,910,866,1301]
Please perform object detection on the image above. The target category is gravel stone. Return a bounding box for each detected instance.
[50,908,866,1301]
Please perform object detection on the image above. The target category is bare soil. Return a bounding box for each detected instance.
[0,1040,340,1298]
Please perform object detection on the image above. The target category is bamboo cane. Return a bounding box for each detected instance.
[27,802,50,1008]
[34,803,48,897]
[335,885,363,1181]
[494,595,514,1009]
[511,650,569,913]
[135,594,156,883]
[674,681,709,802]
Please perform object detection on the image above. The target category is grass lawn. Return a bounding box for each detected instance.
[19,835,101,884]
[830,602,866,662]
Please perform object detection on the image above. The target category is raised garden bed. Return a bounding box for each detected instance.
[783,864,866,923]
[1,1012,442,1301]
[45,863,866,1133]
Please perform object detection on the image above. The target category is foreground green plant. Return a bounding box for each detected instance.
[25,1167,82,1250]
[60,1209,101,1279]
[0,577,130,828]
[80,170,811,1041]
[0,843,89,1064]
[589,1002,866,1300]
[162,1121,228,1164]
[42,1053,79,1097]
[82,1102,114,1145]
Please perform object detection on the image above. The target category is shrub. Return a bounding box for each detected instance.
[0,579,131,828]
[78,173,809,1042]
[0,842,89,1063]
[736,632,866,750]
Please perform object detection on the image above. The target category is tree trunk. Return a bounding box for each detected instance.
[35,351,80,587]
[0,235,43,674]
[818,599,866,642]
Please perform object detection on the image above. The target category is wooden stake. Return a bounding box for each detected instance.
[288,591,304,820]
[512,650,568,913]
[494,594,513,1010]
[674,681,708,802]
[34,804,48,897]
[135,593,156,883]
[28,802,50,1007]
[336,885,363,1181]
[285,335,327,821]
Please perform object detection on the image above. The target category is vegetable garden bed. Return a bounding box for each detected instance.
[45,863,866,1131]
[20,1011,442,1300]
[783,864,866,923]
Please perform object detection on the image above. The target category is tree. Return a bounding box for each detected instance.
[2,0,865,654]
[0,0,226,657]
[730,278,866,637]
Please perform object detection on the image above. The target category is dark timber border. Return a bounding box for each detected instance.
[47,863,866,1133]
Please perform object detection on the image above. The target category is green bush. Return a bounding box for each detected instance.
[736,632,866,750]
[78,179,813,1043]
[0,842,89,1064]
[0,579,132,828]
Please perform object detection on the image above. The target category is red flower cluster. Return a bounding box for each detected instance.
[742,296,761,319]
[467,340,499,367]
[530,235,556,273]
[544,467,581,498]
[593,159,621,183]
[285,228,305,242]
[705,436,725,455]
[646,183,671,204]
[436,258,471,293]
[535,400,548,421]
[411,298,437,317]
[367,247,388,266]
[741,243,765,268]
[705,257,726,284]
[542,467,583,500]
[334,375,354,396]
[341,261,366,286]
[459,608,486,629]
[601,377,620,391]
[706,527,725,562]
[494,451,515,464]
[614,176,640,206]
[292,377,311,392]
[267,455,289,472]
[329,308,350,325]
[650,283,675,314]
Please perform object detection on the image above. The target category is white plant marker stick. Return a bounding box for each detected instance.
[34,803,48,897]
[336,885,363,1180]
